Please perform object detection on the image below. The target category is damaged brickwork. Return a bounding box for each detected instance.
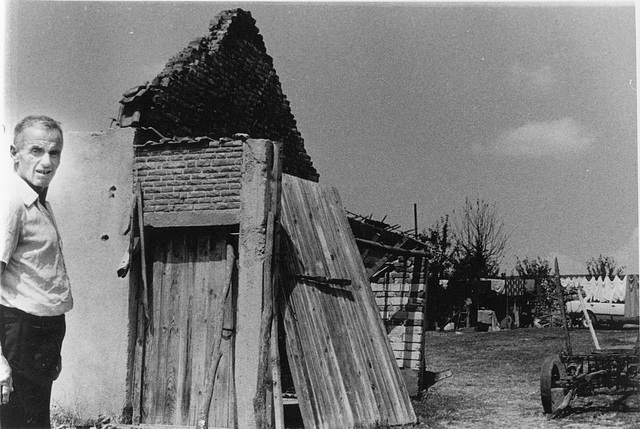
[118,8,318,215]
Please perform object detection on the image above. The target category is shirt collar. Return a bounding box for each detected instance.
[12,172,42,207]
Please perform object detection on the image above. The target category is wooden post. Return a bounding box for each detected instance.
[122,194,138,422]
[554,258,572,355]
[132,183,149,423]
[418,261,429,393]
[269,144,284,429]
[577,288,600,350]
[271,271,285,429]
[136,182,150,321]
[254,141,282,429]
[235,139,278,429]
[505,296,509,327]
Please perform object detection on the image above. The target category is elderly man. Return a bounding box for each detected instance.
[0,115,73,428]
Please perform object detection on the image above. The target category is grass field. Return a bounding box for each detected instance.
[412,326,639,429]
[54,326,638,428]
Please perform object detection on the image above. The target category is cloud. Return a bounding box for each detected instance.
[508,62,557,94]
[491,118,595,157]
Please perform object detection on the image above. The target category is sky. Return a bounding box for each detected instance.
[1,1,638,275]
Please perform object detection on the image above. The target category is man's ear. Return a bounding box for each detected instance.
[9,145,17,161]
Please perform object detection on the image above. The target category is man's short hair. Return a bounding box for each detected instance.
[13,115,63,148]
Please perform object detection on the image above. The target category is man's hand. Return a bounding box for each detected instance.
[0,355,13,404]
[53,355,62,380]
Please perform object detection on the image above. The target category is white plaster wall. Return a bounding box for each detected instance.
[38,129,134,418]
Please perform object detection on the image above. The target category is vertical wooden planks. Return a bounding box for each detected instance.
[317,185,388,421]
[140,233,163,423]
[326,186,413,422]
[163,233,186,424]
[321,185,389,423]
[178,241,195,426]
[172,233,198,425]
[207,239,236,429]
[279,174,417,428]
[190,233,212,425]
[135,229,237,428]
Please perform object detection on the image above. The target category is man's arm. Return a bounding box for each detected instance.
[0,195,19,404]
[0,261,13,404]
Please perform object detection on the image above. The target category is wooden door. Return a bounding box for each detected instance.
[133,227,237,428]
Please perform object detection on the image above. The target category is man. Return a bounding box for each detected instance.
[0,115,73,428]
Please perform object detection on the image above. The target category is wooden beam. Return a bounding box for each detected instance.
[136,182,150,321]
[356,238,429,258]
[554,258,573,355]
[235,139,278,429]
[144,210,239,228]
[418,262,429,393]
[365,237,410,279]
[133,183,148,423]
[254,141,283,428]
[123,194,138,421]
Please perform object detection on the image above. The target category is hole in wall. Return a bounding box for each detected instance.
[101,235,110,241]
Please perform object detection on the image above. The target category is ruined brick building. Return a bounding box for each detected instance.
[115,8,415,429]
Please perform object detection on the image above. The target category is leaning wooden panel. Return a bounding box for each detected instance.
[279,175,417,428]
[325,186,414,419]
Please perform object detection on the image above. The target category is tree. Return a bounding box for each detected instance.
[420,215,456,280]
[514,256,558,321]
[514,256,551,278]
[586,254,625,277]
[452,198,511,279]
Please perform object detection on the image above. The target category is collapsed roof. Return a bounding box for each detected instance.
[117,8,319,182]
[347,211,430,279]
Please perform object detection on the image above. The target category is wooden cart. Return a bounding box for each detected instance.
[540,259,640,417]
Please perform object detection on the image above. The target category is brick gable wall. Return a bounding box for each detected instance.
[120,8,318,189]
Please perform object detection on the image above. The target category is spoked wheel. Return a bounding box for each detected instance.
[540,355,569,414]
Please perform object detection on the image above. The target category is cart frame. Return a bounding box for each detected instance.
[539,260,639,417]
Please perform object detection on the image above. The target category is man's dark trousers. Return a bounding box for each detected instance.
[0,306,65,429]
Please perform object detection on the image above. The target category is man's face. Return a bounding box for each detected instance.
[10,126,63,190]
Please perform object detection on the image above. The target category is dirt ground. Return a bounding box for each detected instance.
[411,326,639,429]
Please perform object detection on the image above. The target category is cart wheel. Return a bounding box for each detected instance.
[582,310,596,329]
[540,355,568,414]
